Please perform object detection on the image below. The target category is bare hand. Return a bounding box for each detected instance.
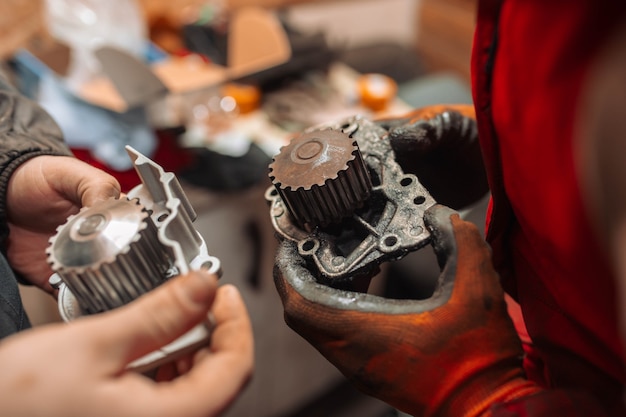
[5,155,120,291]
[0,269,254,417]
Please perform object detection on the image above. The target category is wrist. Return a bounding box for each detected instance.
[435,362,543,417]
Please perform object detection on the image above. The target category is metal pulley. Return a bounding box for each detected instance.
[48,198,172,316]
[268,128,372,227]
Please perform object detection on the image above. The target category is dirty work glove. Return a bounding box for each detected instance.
[274,204,541,417]
[376,105,488,209]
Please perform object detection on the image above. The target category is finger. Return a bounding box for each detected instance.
[47,157,121,206]
[175,285,253,415]
[423,204,460,270]
[208,285,253,357]
[87,269,218,369]
[387,105,473,150]
[274,240,426,315]
[71,162,121,207]
[374,115,412,131]
[423,204,489,266]
[131,285,254,417]
[404,104,475,123]
[424,204,501,302]
[5,226,56,291]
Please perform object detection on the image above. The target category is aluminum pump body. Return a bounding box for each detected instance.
[47,146,221,372]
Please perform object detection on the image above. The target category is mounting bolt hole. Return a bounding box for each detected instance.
[201,261,214,270]
[265,186,280,201]
[414,196,426,205]
[384,236,398,247]
[157,213,169,222]
[400,177,413,187]
[299,239,319,255]
[340,122,358,136]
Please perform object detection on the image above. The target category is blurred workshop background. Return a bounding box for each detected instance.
[3,0,483,416]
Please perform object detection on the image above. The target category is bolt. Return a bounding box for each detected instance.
[77,214,106,236]
[295,140,323,161]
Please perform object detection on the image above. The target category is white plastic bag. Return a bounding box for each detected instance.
[44,0,147,93]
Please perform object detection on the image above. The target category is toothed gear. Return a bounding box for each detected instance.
[269,129,372,227]
[47,198,173,315]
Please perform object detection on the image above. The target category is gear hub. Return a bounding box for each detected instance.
[47,198,172,315]
[268,129,372,227]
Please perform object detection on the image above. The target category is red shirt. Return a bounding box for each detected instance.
[472,0,626,413]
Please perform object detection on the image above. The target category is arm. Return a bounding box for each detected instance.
[473,19,626,415]
[0,70,72,245]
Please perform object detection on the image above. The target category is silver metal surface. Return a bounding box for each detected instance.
[125,147,219,276]
[47,198,170,314]
[47,146,220,371]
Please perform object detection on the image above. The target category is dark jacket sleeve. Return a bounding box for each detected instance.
[0,70,72,246]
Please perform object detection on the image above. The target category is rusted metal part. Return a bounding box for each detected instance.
[266,115,436,285]
[268,129,372,227]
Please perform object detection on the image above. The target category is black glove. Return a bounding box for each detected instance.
[376,104,488,209]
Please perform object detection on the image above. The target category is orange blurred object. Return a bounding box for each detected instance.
[0,0,46,59]
[357,73,398,112]
[221,82,261,114]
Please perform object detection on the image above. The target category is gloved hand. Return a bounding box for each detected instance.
[274,204,541,417]
[376,104,488,209]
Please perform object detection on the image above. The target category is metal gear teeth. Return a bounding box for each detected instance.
[47,198,173,315]
[46,199,143,272]
[269,129,372,227]
[269,135,357,189]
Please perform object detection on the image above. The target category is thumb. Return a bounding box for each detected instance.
[424,204,460,271]
[37,156,121,207]
[71,162,121,207]
[88,269,218,368]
